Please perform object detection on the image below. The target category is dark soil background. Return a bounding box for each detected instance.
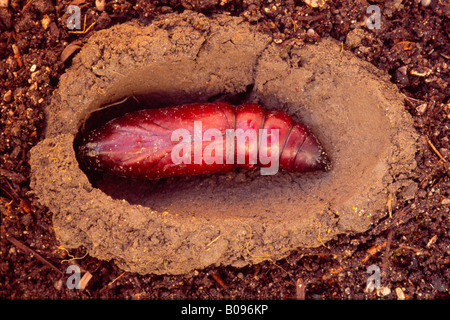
[0,0,449,299]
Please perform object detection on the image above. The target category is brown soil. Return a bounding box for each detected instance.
[1,0,449,299]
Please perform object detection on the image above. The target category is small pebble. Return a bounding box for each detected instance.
[306,28,316,36]
[377,286,391,297]
[41,15,51,30]
[438,148,449,158]
[54,279,64,291]
[96,0,106,11]
[416,103,427,115]
[3,89,12,102]
[303,0,327,8]
[395,66,409,85]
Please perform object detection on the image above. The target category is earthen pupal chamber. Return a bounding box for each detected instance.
[30,12,417,275]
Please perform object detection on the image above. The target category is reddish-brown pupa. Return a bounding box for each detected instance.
[77,102,330,179]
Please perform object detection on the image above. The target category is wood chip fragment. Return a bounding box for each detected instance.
[60,43,82,63]
[410,67,432,77]
[79,271,93,290]
[395,287,405,300]
[296,278,306,300]
[426,235,438,248]
[41,15,51,30]
[210,271,229,290]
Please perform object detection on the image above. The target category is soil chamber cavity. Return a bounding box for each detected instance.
[30,12,417,275]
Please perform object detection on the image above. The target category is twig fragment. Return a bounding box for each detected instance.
[68,14,96,34]
[11,44,23,68]
[427,137,447,163]
[79,271,93,290]
[99,271,126,293]
[6,234,63,275]
[210,271,230,290]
